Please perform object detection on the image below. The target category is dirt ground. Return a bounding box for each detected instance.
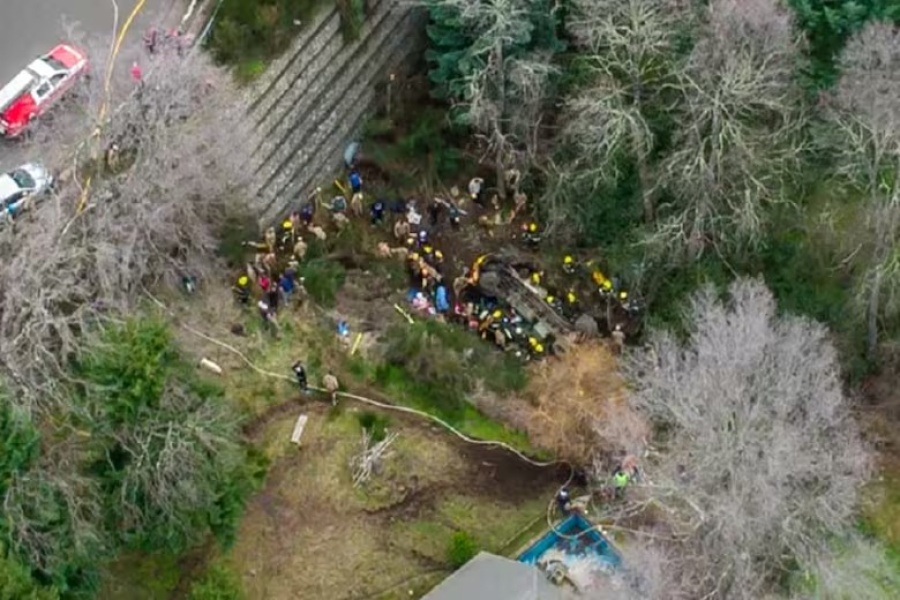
[221,403,562,600]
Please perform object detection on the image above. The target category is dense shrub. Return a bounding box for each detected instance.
[209,0,322,66]
[447,531,478,569]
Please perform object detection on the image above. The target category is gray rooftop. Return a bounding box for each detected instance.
[421,552,565,600]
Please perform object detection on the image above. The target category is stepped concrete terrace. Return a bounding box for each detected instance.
[240,0,426,224]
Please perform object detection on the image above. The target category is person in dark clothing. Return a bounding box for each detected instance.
[556,488,571,514]
[428,200,442,227]
[370,200,386,225]
[390,198,407,216]
[266,280,280,312]
[292,361,308,392]
[299,202,315,227]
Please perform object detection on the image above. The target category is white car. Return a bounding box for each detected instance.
[0,163,54,220]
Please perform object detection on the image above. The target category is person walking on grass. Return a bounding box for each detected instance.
[292,361,308,393]
[323,372,340,405]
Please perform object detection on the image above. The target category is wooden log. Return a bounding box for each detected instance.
[291,414,309,446]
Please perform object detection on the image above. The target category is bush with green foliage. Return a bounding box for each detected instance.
[377,321,526,418]
[787,0,900,88]
[298,258,347,307]
[209,0,322,67]
[357,411,390,442]
[447,531,478,569]
[0,546,58,600]
[0,320,264,597]
[425,0,565,106]
[188,564,245,600]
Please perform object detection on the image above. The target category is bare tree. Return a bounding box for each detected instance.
[563,0,692,223]
[619,279,872,599]
[654,0,806,259]
[426,0,559,196]
[829,22,900,361]
[104,381,245,545]
[0,36,251,414]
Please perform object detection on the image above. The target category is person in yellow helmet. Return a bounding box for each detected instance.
[280,217,295,249]
[530,271,542,286]
[563,255,576,275]
[619,290,628,301]
[233,274,251,305]
[520,222,541,248]
[434,249,444,263]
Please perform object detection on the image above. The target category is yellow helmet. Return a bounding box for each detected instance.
[282,219,293,230]
[492,309,503,319]
[566,291,577,304]
[409,252,420,262]
[237,275,249,287]
[602,279,612,290]
[528,222,538,233]
[530,272,541,284]
[545,295,555,304]
[528,337,538,346]
[435,250,444,260]
[475,255,488,267]
[535,343,545,353]
[619,290,628,300]
[563,255,574,265]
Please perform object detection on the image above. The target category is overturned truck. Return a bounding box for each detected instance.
[470,251,576,355]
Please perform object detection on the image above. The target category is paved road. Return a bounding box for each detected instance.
[0,0,175,172]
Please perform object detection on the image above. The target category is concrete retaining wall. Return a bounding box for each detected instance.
[242,0,426,223]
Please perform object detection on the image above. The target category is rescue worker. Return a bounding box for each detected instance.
[332,211,350,229]
[350,192,364,217]
[529,270,543,287]
[349,169,363,193]
[299,202,315,227]
[393,217,411,242]
[280,271,295,306]
[505,168,521,193]
[452,271,469,300]
[233,274,251,305]
[448,203,462,229]
[292,360,308,392]
[417,229,428,246]
[527,336,545,360]
[563,289,579,319]
[521,221,541,248]
[428,199,442,227]
[257,299,276,333]
[612,324,626,354]
[468,177,485,205]
[323,372,340,405]
[329,195,348,213]
[563,255,577,275]
[613,467,631,499]
[263,227,277,253]
[556,487,571,515]
[545,293,563,314]
[371,199,386,225]
[592,270,613,297]
[293,237,308,262]
[280,216,295,249]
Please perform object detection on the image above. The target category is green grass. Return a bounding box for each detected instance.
[99,552,182,600]
[355,360,536,453]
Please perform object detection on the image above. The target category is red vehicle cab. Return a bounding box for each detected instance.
[0,44,88,138]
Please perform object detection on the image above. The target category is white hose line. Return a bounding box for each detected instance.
[143,290,564,469]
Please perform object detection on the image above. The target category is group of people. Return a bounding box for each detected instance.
[233,214,309,332]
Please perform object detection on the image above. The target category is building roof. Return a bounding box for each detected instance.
[422,552,565,600]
